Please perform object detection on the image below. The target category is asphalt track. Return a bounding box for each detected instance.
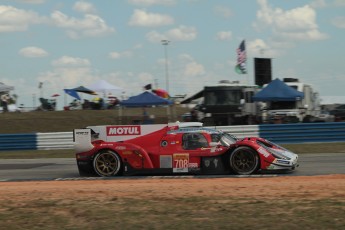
[0,153,345,182]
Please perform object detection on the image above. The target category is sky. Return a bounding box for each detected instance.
[0,0,344,110]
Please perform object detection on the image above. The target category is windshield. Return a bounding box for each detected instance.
[269,101,297,110]
[204,90,242,106]
[211,132,237,147]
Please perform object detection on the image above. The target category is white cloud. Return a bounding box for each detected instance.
[73,1,97,14]
[178,54,205,77]
[215,31,232,41]
[51,56,91,67]
[146,25,197,42]
[254,0,328,41]
[51,10,115,38]
[19,46,48,58]
[146,30,166,42]
[128,9,174,27]
[128,0,176,6]
[247,39,281,58]
[0,5,45,32]
[109,51,132,59]
[184,62,205,77]
[167,26,197,40]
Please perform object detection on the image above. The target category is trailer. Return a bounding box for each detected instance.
[181,80,260,126]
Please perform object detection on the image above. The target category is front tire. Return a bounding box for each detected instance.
[230,147,259,175]
[93,150,122,177]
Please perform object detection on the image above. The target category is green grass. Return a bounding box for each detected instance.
[0,107,190,133]
[0,197,344,229]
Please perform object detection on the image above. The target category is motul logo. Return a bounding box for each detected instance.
[107,126,141,136]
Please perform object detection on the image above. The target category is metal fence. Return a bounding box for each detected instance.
[1,122,345,151]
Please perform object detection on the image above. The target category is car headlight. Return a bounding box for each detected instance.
[257,140,291,160]
[268,148,291,160]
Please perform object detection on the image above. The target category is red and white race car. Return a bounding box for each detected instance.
[74,122,298,177]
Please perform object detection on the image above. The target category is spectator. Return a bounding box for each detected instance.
[1,94,9,112]
[191,109,199,122]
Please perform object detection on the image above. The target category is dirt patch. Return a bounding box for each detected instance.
[1,175,345,229]
[1,174,344,202]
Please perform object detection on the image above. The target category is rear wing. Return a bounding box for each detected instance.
[73,129,94,153]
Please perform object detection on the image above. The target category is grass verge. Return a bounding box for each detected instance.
[0,197,344,229]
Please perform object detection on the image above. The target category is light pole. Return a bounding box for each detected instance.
[161,40,170,93]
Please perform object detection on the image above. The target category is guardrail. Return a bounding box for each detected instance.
[1,122,345,151]
[258,122,345,144]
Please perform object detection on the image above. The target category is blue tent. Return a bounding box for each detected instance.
[64,89,81,100]
[252,78,304,101]
[120,91,173,107]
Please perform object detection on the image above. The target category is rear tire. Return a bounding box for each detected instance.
[93,150,122,177]
[230,147,259,175]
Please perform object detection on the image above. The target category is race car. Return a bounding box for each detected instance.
[74,122,298,177]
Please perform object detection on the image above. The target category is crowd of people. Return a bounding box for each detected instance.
[63,96,120,111]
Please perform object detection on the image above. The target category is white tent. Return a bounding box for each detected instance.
[87,80,122,94]
[0,82,14,92]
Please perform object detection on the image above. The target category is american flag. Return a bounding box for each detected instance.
[235,40,247,74]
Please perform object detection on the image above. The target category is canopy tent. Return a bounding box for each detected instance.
[0,82,14,92]
[70,86,97,95]
[64,89,81,100]
[63,86,97,100]
[87,80,122,96]
[252,78,304,101]
[120,91,173,107]
[119,91,174,124]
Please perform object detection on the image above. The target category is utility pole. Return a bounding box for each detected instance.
[161,40,170,93]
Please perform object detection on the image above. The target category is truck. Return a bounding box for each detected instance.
[261,78,321,123]
[181,80,260,126]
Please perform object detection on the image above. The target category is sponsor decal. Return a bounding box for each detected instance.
[100,143,113,147]
[258,147,270,158]
[213,158,218,168]
[188,163,198,168]
[115,146,126,150]
[173,153,189,173]
[205,160,210,167]
[107,126,141,136]
[201,147,211,150]
[76,131,89,135]
[204,158,219,168]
